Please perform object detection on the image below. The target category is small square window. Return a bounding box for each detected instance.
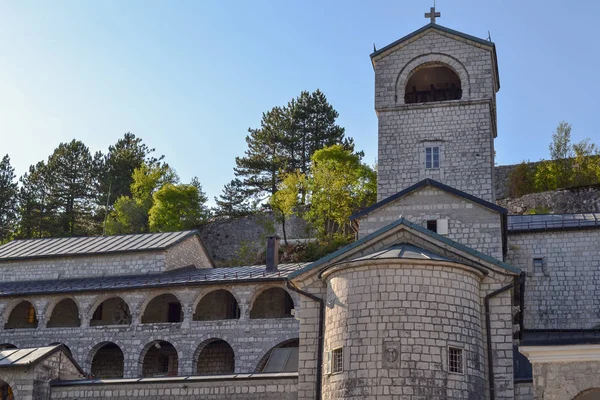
[426,147,440,169]
[332,347,343,374]
[448,347,463,374]
[427,219,437,233]
[533,258,544,272]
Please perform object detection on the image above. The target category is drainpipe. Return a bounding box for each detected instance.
[484,280,516,400]
[286,281,324,400]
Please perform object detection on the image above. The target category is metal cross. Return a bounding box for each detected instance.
[425,6,441,24]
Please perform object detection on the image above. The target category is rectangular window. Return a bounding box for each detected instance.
[426,146,440,169]
[427,219,437,233]
[448,347,463,374]
[332,347,343,374]
[533,258,544,272]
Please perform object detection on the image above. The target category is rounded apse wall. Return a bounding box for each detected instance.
[322,260,485,400]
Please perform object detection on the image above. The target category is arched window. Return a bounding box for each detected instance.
[250,288,294,319]
[5,301,38,329]
[194,290,240,321]
[405,64,462,104]
[141,294,182,324]
[90,297,131,326]
[47,299,80,328]
[90,342,124,379]
[0,378,14,400]
[256,339,299,373]
[141,340,178,377]
[195,339,234,375]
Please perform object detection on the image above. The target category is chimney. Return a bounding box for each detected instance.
[266,235,280,272]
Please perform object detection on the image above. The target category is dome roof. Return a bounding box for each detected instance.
[351,243,451,262]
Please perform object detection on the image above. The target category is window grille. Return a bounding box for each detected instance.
[332,347,343,374]
[448,347,463,374]
[425,146,440,169]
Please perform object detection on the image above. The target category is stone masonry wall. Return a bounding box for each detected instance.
[0,282,299,378]
[50,375,298,400]
[358,186,504,259]
[165,235,213,270]
[506,229,600,329]
[531,361,600,400]
[374,29,497,203]
[323,261,486,399]
[515,381,534,400]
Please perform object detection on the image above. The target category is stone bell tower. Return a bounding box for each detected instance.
[372,10,500,203]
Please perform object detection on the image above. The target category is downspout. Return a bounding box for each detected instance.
[287,281,325,400]
[484,280,514,400]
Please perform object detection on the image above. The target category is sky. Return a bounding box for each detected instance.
[1,0,598,204]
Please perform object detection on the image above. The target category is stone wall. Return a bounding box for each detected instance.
[531,361,600,400]
[357,186,504,259]
[506,229,600,329]
[515,381,534,400]
[374,29,497,203]
[165,235,213,270]
[50,374,298,400]
[498,185,600,214]
[199,212,311,267]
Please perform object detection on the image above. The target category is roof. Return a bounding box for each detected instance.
[351,179,507,220]
[288,217,520,280]
[0,345,84,374]
[0,263,308,297]
[508,213,600,233]
[370,23,500,90]
[350,243,451,263]
[0,231,200,261]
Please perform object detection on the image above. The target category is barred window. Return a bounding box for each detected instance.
[448,347,463,374]
[332,347,343,374]
[425,146,440,169]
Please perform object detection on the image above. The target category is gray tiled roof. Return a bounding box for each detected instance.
[508,213,600,232]
[351,243,452,262]
[0,231,199,261]
[0,263,308,297]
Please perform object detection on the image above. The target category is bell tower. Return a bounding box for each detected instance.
[372,12,500,202]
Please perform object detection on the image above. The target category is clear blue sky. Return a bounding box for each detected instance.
[1,0,598,204]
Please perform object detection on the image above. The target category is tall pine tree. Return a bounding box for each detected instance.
[17,162,56,238]
[213,178,254,218]
[0,155,18,242]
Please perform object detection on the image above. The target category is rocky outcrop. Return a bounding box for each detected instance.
[498,185,600,214]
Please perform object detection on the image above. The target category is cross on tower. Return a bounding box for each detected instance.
[425,6,441,24]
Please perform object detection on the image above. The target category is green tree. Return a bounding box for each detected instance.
[0,155,18,242]
[571,139,600,187]
[149,183,208,232]
[507,161,536,198]
[16,162,56,238]
[45,140,98,236]
[213,178,255,219]
[270,170,306,245]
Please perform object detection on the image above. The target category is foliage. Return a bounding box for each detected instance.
[149,183,208,232]
[524,206,551,215]
[507,161,536,198]
[270,170,305,245]
[16,162,55,238]
[213,178,255,219]
[0,155,18,242]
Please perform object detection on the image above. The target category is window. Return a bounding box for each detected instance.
[533,258,544,272]
[425,147,440,169]
[427,219,437,232]
[332,347,343,374]
[448,347,463,374]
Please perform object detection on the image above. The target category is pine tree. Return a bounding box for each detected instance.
[213,178,254,219]
[0,155,18,242]
[17,162,56,238]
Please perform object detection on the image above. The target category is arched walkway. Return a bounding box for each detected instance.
[0,378,14,400]
[141,340,178,377]
[47,298,80,327]
[5,300,38,329]
[255,338,299,373]
[194,290,240,321]
[141,294,182,324]
[195,339,235,375]
[250,288,294,319]
[0,344,16,351]
[90,342,124,379]
[404,63,462,104]
[90,297,131,326]
[574,389,600,400]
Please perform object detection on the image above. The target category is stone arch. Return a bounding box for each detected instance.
[573,388,600,400]
[254,338,300,372]
[395,53,471,105]
[138,339,180,377]
[194,338,235,375]
[84,337,128,373]
[89,342,124,379]
[4,300,38,329]
[139,292,185,324]
[0,344,17,350]
[48,342,73,357]
[46,297,81,328]
[249,287,295,319]
[90,296,132,326]
[193,289,240,321]
[0,377,17,400]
